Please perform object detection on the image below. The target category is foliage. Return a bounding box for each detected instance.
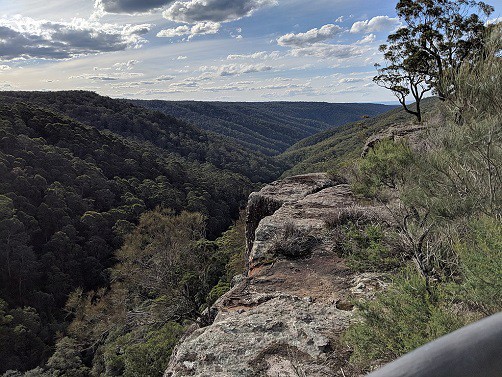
[340,223,402,272]
[47,208,247,376]
[44,337,90,377]
[132,100,393,156]
[0,92,263,372]
[401,25,502,219]
[0,299,49,373]
[375,0,493,120]
[279,99,433,177]
[215,215,247,282]
[344,24,502,371]
[100,322,184,377]
[270,222,319,259]
[344,268,466,370]
[351,140,414,198]
[112,209,223,323]
[374,62,430,122]
[454,217,502,315]
[0,91,283,183]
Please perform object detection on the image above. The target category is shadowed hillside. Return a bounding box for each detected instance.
[0,91,284,183]
[131,100,396,155]
[280,98,438,176]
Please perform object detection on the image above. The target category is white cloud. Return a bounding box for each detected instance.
[289,43,363,59]
[0,16,149,60]
[338,77,365,83]
[350,16,400,34]
[163,0,277,23]
[277,24,343,47]
[0,65,12,71]
[356,33,376,44]
[226,51,281,60]
[113,59,140,70]
[156,74,176,81]
[199,63,274,77]
[69,72,144,81]
[157,21,220,39]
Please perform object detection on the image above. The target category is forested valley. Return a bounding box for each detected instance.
[0,93,392,375]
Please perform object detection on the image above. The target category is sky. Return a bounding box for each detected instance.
[0,0,500,102]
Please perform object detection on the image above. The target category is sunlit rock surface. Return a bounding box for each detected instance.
[165,173,390,377]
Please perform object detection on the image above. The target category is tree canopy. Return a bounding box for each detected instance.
[375,0,494,121]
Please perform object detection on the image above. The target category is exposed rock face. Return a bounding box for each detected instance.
[245,173,334,260]
[361,123,427,157]
[165,174,390,377]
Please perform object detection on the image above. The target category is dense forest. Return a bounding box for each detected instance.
[0,92,394,375]
[280,97,437,177]
[0,103,252,371]
[0,92,284,183]
[131,100,394,155]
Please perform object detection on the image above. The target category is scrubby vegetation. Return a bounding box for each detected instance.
[342,23,501,372]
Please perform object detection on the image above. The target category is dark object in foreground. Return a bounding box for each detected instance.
[367,312,502,377]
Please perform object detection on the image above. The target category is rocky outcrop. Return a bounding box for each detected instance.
[165,173,391,377]
[362,123,427,156]
[245,173,334,265]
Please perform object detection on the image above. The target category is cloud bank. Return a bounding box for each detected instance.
[163,0,277,23]
[157,21,221,39]
[0,16,149,60]
[95,0,174,14]
[277,24,342,47]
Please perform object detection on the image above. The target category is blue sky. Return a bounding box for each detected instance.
[0,0,500,102]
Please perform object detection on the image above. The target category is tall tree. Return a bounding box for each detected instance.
[375,0,493,121]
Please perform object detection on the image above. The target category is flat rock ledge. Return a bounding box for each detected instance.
[165,173,390,377]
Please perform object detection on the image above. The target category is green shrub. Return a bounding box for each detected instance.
[101,322,184,377]
[206,281,231,307]
[352,140,414,198]
[344,268,465,370]
[455,216,502,315]
[340,223,401,272]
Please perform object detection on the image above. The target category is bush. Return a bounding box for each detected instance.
[455,216,502,315]
[344,268,466,371]
[340,223,401,272]
[270,222,319,258]
[206,281,231,307]
[100,322,184,377]
[352,140,414,198]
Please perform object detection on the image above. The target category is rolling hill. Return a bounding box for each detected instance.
[131,100,396,155]
[280,97,439,176]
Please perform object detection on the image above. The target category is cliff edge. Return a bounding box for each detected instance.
[165,173,392,376]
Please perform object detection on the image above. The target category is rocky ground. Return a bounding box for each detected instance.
[165,173,392,377]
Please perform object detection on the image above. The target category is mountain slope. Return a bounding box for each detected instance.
[0,91,283,183]
[0,96,270,373]
[280,98,438,176]
[131,100,395,155]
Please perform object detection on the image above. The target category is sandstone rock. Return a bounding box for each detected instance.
[166,173,391,377]
[361,123,427,157]
[245,173,334,258]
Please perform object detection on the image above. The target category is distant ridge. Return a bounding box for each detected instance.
[131,100,396,155]
[280,97,438,176]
